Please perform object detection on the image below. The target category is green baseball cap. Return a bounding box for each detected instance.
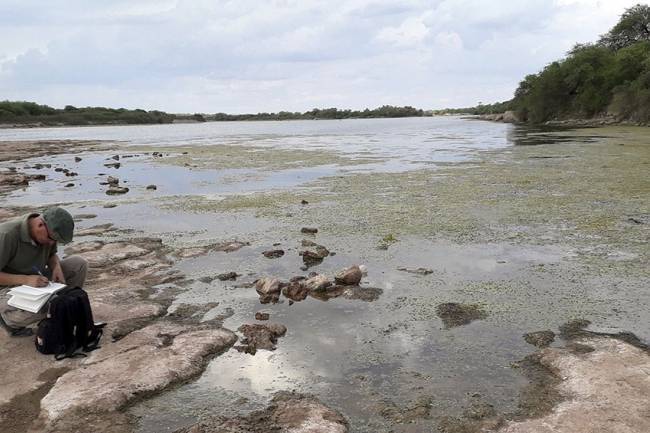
[42,207,74,244]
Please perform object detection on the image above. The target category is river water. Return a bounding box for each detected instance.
[2,117,646,432]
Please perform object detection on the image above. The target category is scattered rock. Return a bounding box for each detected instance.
[65,183,74,188]
[299,243,330,266]
[103,204,118,209]
[111,155,120,161]
[255,312,270,321]
[262,249,284,258]
[282,281,310,301]
[146,184,157,190]
[107,176,119,185]
[301,199,309,205]
[303,274,332,291]
[255,277,281,304]
[235,323,287,354]
[397,266,433,275]
[524,330,556,348]
[106,186,129,195]
[74,156,82,162]
[217,272,239,281]
[104,162,121,169]
[55,167,64,172]
[436,303,488,328]
[334,265,363,285]
[301,227,318,234]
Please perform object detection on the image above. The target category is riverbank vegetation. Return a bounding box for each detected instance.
[0,101,426,127]
[0,101,175,126]
[435,4,650,124]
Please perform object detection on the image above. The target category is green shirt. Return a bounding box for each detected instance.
[0,213,57,276]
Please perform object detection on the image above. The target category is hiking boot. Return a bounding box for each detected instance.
[0,314,34,337]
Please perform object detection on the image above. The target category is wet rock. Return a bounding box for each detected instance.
[217,272,239,281]
[299,243,330,266]
[282,281,310,301]
[310,285,383,302]
[39,323,237,423]
[436,303,488,328]
[215,241,249,253]
[301,227,318,234]
[103,203,117,208]
[75,223,114,237]
[146,184,157,190]
[106,186,129,195]
[55,167,64,172]
[104,162,121,169]
[177,391,348,433]
[524,330,556,348]
[65,171,78,177]
[65,183,75,187]
[255,312,270,321]
[301,199,309,205]
[168,302,219,322]
[74,156,82,162]
[107,176,119,185]
[262,249,284,259]
[0,173,28,186]
[255,277,281,304]
[33,163,44,169]
[397,266,433,275]
[235,323,287,354]
[67,241,151,267]
[303,274,332,291]
[334,265,363,285]
[111,155,120,161]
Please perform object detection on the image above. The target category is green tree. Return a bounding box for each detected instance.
[599,4,650,49]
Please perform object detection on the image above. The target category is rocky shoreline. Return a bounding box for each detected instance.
[1,135,648,433]
[470,111,649,127]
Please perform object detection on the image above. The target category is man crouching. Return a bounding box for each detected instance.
[0,207,88,336]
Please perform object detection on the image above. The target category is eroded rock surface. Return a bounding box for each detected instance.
[177,391,348,433]
[235,323,287,354]
[499,336,650,433]
[39,323,237,423]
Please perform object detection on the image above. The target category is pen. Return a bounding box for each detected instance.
[31,266,45,277]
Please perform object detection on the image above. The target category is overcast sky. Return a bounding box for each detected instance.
[0,0,646,113]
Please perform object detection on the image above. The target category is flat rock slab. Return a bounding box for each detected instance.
[499,336,650,433]
[40,323,237,423]
[178,391,348,433]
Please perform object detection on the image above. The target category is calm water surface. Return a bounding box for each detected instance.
[2,118,586,432]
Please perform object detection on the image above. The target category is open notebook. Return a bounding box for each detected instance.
[7,282,67,313]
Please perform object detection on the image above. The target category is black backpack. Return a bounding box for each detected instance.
[35,287,103,360]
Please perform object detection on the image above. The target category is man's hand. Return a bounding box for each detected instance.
[24,275,49,287]
[51,265,66,284]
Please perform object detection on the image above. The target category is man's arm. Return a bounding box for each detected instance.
[48,254,66,284]
[0,271,48,287]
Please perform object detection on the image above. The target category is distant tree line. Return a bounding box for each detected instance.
[435,4,650,124]
[0,101,175,125]
[0,101,426,126]
[208,105,425,121]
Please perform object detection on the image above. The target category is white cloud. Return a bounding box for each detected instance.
[376,15,431,47]
[0,0,648,112]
